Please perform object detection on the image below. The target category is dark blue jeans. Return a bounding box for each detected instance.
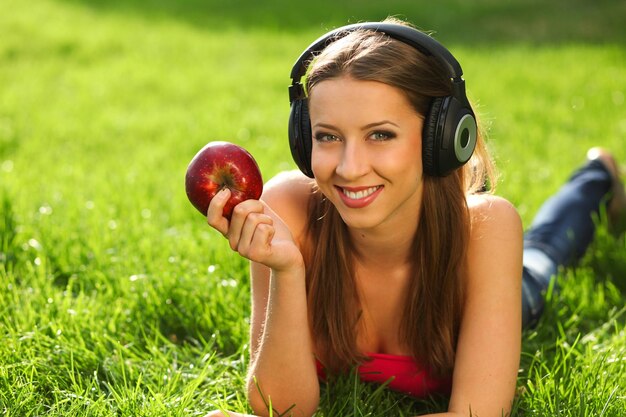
[521,159,613,328]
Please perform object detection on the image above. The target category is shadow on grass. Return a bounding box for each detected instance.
[55,0,626,45]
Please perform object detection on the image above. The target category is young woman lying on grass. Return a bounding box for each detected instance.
[203,18,626,417]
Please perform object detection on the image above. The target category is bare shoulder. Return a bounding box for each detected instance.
[466,194,522,240]
[262,169,315,207]
[261,170,315,241]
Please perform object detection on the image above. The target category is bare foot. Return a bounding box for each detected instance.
[587,147,626,228]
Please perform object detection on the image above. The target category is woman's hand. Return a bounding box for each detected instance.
[206,188,304,273]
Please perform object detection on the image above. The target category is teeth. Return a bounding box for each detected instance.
[342,186,380,200]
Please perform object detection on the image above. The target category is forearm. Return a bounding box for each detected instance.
[247,265,319,416]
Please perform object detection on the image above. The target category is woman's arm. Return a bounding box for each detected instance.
[247,261,319,416]
[206,171,320,417]
[444,195,524,417]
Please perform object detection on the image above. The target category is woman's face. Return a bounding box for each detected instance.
[309,76,425,232]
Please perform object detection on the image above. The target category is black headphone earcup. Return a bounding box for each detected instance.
[288,99,314,178]
[422,97,443,176]
[422,96,477,177]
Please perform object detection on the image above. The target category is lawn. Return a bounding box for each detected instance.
[1,0,625,415]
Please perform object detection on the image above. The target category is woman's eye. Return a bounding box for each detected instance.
[314,132,340,142]
[370,131,395,141]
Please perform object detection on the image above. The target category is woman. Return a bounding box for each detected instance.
[204,19,625,417]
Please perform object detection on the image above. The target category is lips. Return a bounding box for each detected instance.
[335,185,383,208]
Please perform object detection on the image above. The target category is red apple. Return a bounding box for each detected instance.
[185,141,263,220]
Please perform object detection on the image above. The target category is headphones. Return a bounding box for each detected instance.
[288,22,477,178]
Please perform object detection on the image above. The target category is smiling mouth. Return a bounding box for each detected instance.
[339,185,382,200]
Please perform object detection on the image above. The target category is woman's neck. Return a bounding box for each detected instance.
[348,218,418,271]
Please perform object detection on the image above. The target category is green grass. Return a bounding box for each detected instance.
[1,0,625,415]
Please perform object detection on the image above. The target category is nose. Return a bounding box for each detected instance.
[335,139,369,180]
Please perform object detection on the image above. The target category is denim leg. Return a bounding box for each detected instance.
[521,159,613,328]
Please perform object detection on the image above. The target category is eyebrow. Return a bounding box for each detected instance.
[312,122,337,130]
[312,120,400,130]
[362,120,399,129]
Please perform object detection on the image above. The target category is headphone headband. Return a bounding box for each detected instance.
[289,22,466,104]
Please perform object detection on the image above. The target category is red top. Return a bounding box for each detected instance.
[316,353,452,398]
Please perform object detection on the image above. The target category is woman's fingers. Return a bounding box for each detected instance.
[207,190,269,254]
[206,196,300,268]
[206,188,231,235]
[236,212,274,255]
[227,199,265,250]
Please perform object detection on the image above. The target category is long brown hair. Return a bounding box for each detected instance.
[303,19,495,376]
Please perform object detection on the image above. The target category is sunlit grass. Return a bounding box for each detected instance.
[1,0,625,415]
